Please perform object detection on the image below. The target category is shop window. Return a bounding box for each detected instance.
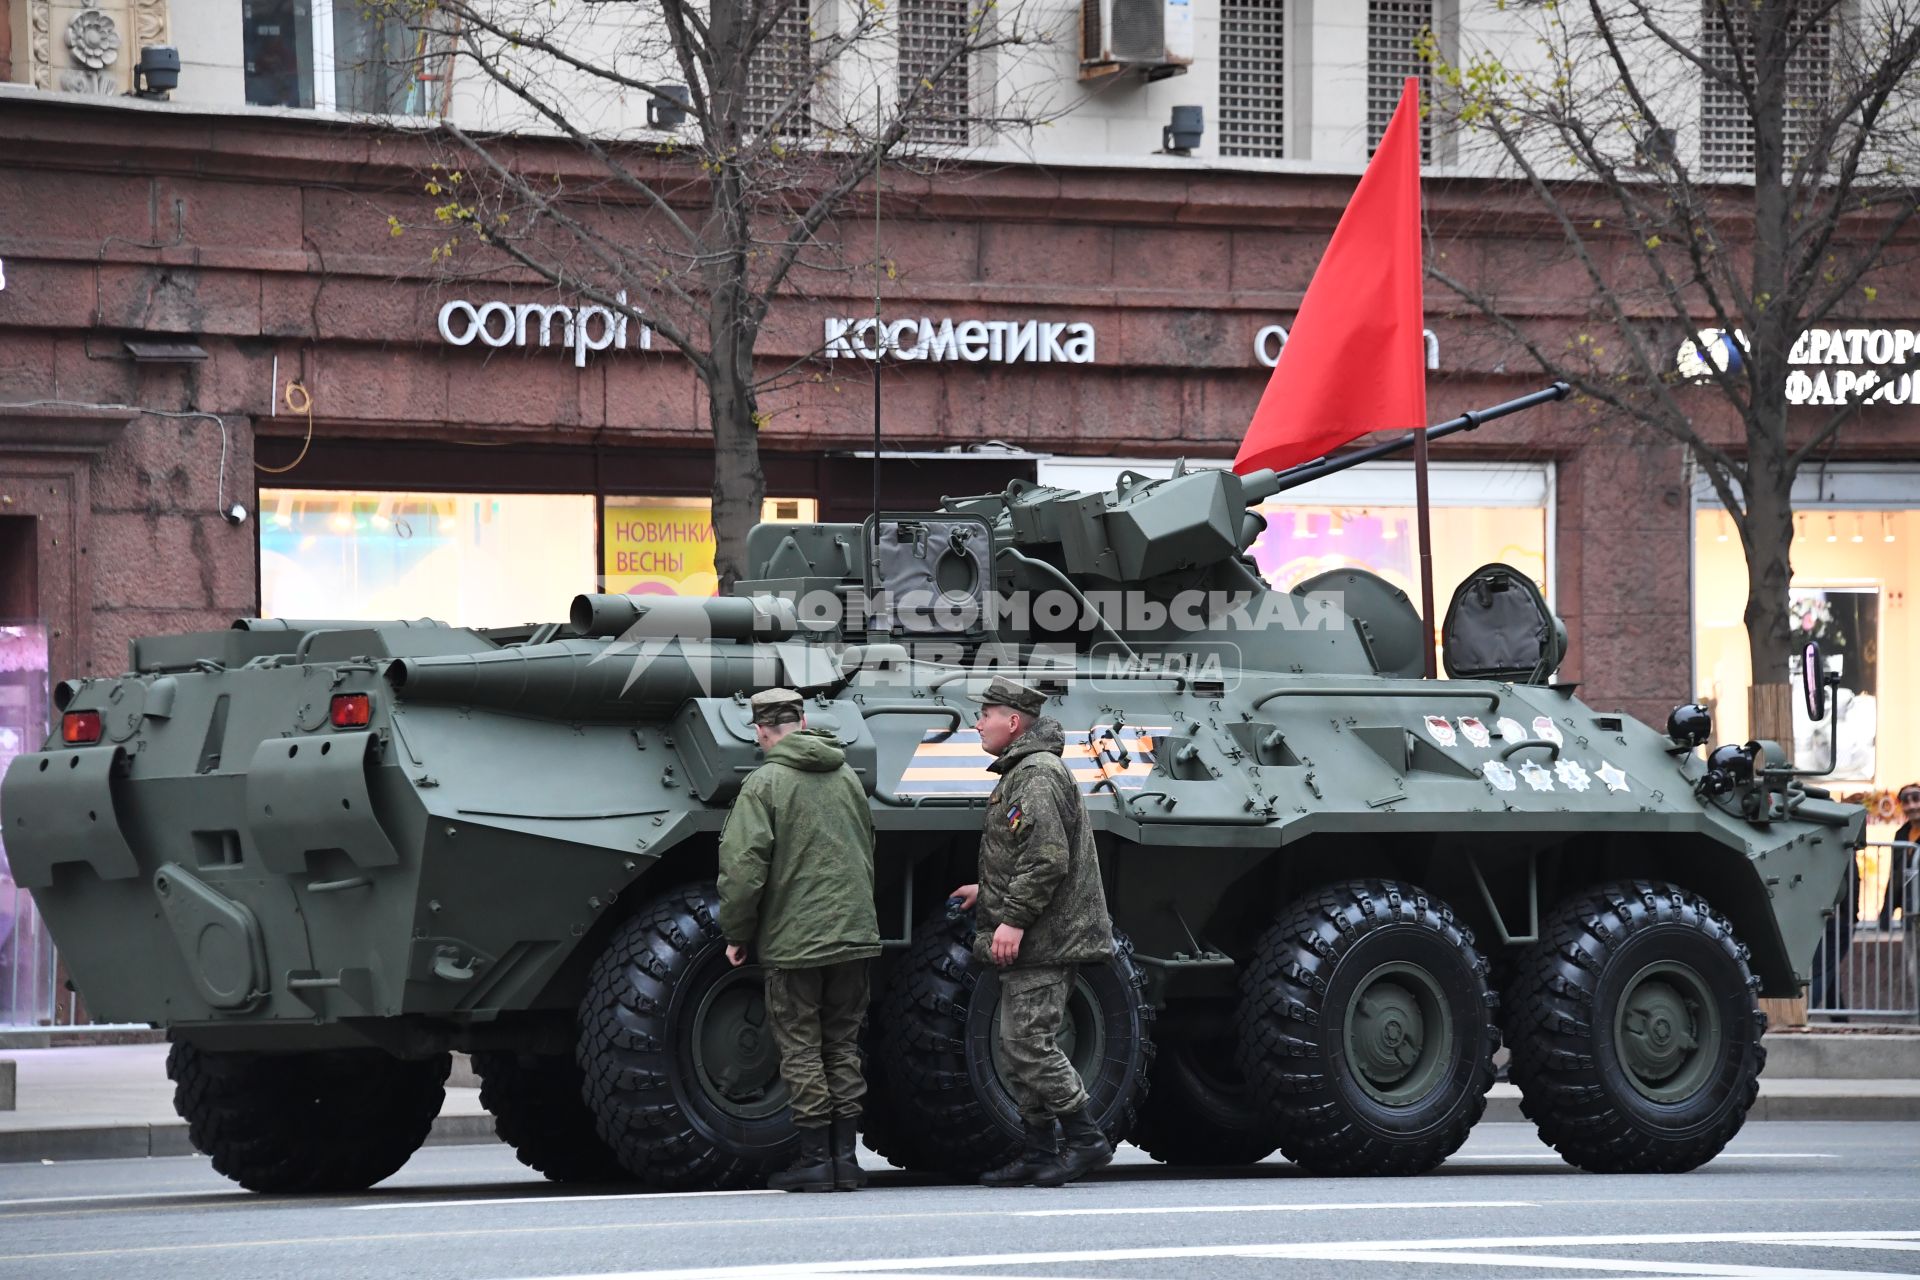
[1367,0,1433,160]
[1244,503,1547,605]
[603,497,819,597]
[259,490,596,628]
[899,0,973,147]
[244,0,450,114]
[0,624,53,1029]
[1694,506,1916,915]
[1220,0,1285,159]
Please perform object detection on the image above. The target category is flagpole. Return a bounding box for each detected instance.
[1414,420,1437,678]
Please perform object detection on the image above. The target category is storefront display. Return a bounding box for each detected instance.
[0,624,52,1027]
[260,489,596,627]
[1695,497,1917,922]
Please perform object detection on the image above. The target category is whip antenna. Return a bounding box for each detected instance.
[870,84,884,530]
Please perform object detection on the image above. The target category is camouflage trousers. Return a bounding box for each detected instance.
[997,964,1090,1125]
[765,960,871,1128]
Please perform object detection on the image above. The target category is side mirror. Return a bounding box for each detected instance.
[1802,640,1827,721]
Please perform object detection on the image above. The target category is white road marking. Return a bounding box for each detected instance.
[347,1189,784,1211]
[1322,1248,1912,1278]
[505,1230,1920,1280]
[0,1189,252,1209]
[1017,1198,1538,1217]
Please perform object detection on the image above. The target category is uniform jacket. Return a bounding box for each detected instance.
[975,717,1114,967]
[718,729,881,968]
[1882,820,1917,929]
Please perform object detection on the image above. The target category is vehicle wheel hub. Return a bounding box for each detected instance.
[1614,961,1721,1103]
[690,966,786,1119]
[1342,961,1452,1106]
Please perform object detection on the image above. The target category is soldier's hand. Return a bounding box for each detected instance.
[951,883,979,911]
[990,923,1023,966]
[726,944,747,967]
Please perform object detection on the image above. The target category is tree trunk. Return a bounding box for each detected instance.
[1744,465,1803,1030]
[701,158,764,596]
[1740,473,1797,752]
[708,354,765,595]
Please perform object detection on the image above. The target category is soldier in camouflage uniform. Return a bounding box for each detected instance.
[720,688,881,1193]
[950,675,1116,1188]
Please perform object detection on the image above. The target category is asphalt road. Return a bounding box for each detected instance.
[1,1122,1916,1280]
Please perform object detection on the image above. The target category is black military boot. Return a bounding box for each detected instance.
[769,1126,836,1192]
[830,1116,867,1191]
[1031,1106,1111,1187]
[978,1120,1059,1187]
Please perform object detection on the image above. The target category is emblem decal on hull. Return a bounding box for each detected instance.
[1458,716,1491,749]
[1597,761,1630,793]
[1482,760,1517,792]
[1555,759,1591,792]
[1520,759,1555,791]
[1532,716,1565,746]
[1423,715,1457,748]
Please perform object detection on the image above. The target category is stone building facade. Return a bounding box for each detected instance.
[0,90,1916,734]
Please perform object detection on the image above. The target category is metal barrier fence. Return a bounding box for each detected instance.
[1810,841,1919,1023]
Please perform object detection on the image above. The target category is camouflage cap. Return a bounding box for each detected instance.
[967,674,1046,717]
[749,688,805,725]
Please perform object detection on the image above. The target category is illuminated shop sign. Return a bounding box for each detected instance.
[823,316,1097,364]
[437,291,652,367]
[1254,324,1441,370]
[1677,327,1920,406]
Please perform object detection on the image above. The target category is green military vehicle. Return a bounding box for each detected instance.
[1,390,1861,1192]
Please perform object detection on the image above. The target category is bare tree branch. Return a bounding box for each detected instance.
[1427,0,1920,727]
[370,0,1066,586]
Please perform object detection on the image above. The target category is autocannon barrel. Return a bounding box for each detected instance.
[385,638,782,719]
[569,594,802,641]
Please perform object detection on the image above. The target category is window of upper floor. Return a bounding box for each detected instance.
[242,0,450,115]
[1219,0,1286,159]
[1698,1,1833,175]
[1368,0,1432,160]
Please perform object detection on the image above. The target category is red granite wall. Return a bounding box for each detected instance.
[0,96,1914,721]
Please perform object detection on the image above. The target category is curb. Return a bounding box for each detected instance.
[0,1112,502,1165]
[1479,1084,1920,1124]
[1761,1034,1920,1080]
[4,1092,1917,1165]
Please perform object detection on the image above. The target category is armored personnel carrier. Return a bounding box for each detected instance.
[2,392,1861,1191]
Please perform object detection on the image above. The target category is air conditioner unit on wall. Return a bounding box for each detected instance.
[1080,0,1193,81]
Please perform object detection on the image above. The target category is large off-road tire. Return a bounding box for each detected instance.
[577,881,797,1189]
[1128,1034,1280,1166]
[473,1051,629,1183]
[858,1022,942,1171]
[167,1039,449,1193]
[871,911,1153,1176]
[1236,878,1499,1176]
[1503,879,1765,1174]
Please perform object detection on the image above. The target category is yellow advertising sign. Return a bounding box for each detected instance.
[601,497,817,597]
[603,498,720,597]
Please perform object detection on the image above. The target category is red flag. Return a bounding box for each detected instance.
[1234,77,1428,475]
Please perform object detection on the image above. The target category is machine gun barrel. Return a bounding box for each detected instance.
[1244,382,1570,501]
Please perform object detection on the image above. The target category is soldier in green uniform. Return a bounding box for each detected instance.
[950,675,1116,1188]
[719,688,881,1193]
